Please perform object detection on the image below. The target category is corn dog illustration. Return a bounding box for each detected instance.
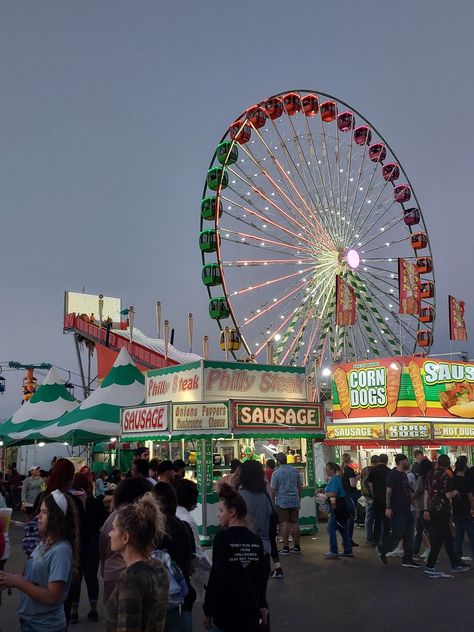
[386,361,402,416]
[333,367,351,417]
[408,361,427,415]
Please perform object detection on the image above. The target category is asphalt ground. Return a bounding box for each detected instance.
[1,515,473,632]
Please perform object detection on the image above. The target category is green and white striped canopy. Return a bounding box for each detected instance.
[0,368,79,446]
[40,347,145,445]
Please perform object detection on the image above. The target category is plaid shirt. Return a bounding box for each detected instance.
[425,467,451,514]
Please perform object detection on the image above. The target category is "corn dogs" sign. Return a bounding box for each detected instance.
[332,357,474,421]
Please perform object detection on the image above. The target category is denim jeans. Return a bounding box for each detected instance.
[345,495,356,540]
[20,621,66,632]
[373,503,389,547]
[381,511,414,564]
[454,514,474,559]
[327,512,352,554]
[365,499,374,542]
[165,608,193,632]
[414,511,430,555]
[427,512,460,569]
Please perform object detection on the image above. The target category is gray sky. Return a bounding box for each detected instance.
[1,0,473,416]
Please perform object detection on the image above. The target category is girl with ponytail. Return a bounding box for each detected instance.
[104,492,169,632]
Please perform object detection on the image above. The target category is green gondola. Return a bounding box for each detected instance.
[209,297,230,319]
[207,167,228,191]
[202,264,222,286]
[199,229,218,253]
[216,141,238,166]
[201,196,222,221]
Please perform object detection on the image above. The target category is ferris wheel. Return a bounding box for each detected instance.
[199,90,435,372]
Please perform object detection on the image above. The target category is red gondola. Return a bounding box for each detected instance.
[337,111,354,132]
[320,101,337,122]
[394,184,411,203]
[302,94,319,117]
[417,330,433,347]
[413,351,427,358]
[246,106,266,129]
[416,257,433,274]
[282,92,301,116]
[354,126,372,145]
[263,97,284,120]
[368,143,387,163]
[382,162,400,182]
[403,208,420,226]
[420,281,434,299]
[229,120,251,144]
[411,232,428,250]
[419,307,434,323]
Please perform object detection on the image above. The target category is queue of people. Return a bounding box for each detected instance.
[320,451,474,577]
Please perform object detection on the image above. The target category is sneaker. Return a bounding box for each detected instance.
[351,540,359,548]
[420,549,430,560]
[402,561,422,568]
[376,546,387,565]
[452,565,470,573]
[343,552,354,557]
[461,556,472,561]
[425,566,444,576]
[279,546,290,555]
[289,545,301,553]
[386,548,404,558]
[271,567,284,578]
[276,536,283,543]
[87,611,99,622]
[324,551,339,559]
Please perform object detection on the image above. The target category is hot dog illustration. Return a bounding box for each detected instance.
[408,361,427,416]
[386,361,402,416]
[334,367,351,417]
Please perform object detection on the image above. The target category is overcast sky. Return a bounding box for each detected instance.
[1,1,473,417]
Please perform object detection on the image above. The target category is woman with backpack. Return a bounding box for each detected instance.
[323,462,353,559]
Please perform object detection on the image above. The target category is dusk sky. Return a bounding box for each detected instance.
[1,1,473,417]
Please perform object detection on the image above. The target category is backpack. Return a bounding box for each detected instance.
[151,548,189,610]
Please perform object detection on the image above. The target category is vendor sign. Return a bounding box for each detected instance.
[234,402,323,431]
[385,422,431,440]
[121,404,169,437]
[147,360,306,404]
[172,402,230,433]
[332,356,474,421]
[326,423,383,440]
[433,423,474,440]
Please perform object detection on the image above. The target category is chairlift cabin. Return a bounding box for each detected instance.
[368,143,387,163]
[302,94,319,117]
[199,229,219,253]
[354,126,372,145]
[382,163,400,182]
[229,121,252,144]
[263,97,284,120]
[216,141,238,166]
[417,330,433,347]
[416,257,433,274]
[0,376,5,393]
[201,196,222,221]
[411,232,428,250]
[282,92,301,116]
[320,101,337,122]
[219,329,241,351]
[337,111,355,132]
[207,167,229,192]
[419,306,434,323]
[394,184,411,203]
[246,106,266,129]
[202,264,222,287]
[209,297,230,319]
[420,281,434,299]
[403,208,420,226]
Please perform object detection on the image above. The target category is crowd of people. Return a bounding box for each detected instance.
[320,450,474,576]
[0,448,302,632]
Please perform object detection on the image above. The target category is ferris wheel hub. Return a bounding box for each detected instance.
[344,249,360,270]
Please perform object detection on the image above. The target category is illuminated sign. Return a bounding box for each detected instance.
[433,423,474,440]
[326,424,384,440]
[121,404,169,437]
[234,402,323,430]
[385,422,431,440]
[172,402,229,433]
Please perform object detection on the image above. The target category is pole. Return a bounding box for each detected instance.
[74,334,88,399]
[156,302,161,339]
[266,342,274,365]
[203,336,209,360]
[224,327,229,362]
[164,321,170,360]
[98,294,104,330]
[129,306,135,345]
[188,313,193,353]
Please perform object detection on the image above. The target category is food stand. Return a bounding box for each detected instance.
[121,360,325,541]
[328,356,474,466]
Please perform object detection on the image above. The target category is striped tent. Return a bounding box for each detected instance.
[40,347,145,445]
[0,368,79,446]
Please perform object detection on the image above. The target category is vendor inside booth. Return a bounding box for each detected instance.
[121,360,325,541]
